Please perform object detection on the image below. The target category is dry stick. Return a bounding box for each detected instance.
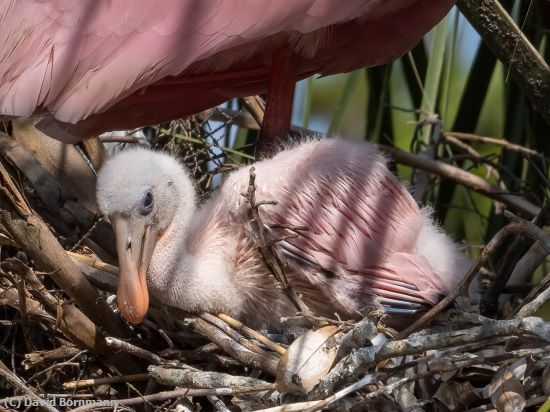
[66,251,118,275]
[23,346,81,370]
[15,275,33,352]
[99,135,140,144]
[216,313,287,355]
[395,212,550,340]
[457,0,550,125]
[313,316,550,398]
[104,337,168,366]
[514,272,550,318]
[508,241,549,290]
[149,365,274,390]
[0,162,133,342]
[334,317,379,363]
[301,374,376,412]
[191,318,279,375]
[207,395,231,412]
[68,385,275,412]
[80,136,108,171]
[481,203,550,317]
[443,135,502,182]
[63,373,149,389]
[243,167,314,317]
[241,96,265,127]
[444,132,542,158]
[200,313,269,356]
[374,144,539,217]
[0,360,60,412]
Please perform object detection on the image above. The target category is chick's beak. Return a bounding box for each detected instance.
[112,216,157,324]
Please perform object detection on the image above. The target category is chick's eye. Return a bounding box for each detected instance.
[140,191,153,215]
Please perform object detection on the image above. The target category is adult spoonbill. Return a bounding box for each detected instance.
[1,0,454,152]
[97,137,469,326]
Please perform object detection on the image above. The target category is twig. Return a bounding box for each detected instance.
[23,346,81,370]
[216,313,286,355]
[243,167,314,317]
[15,275,33,352]
[508,240,550,287]
[514,272,550,318]
[104,337,169,366]
[443,135,503,182]
[395,212,550,339]
[99,135,140,144]
[334,317,379,363]
[444,132,542,158]
[302,374,375,412]
[256,402,324,412]
[0,132,115,255]
[241,96,265,127]
[63,373,150,389]
[482,204,550,317]
[208,395,231,412]
[66,251,118,275]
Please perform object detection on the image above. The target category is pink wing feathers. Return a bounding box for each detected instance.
[260,138,447,314]
[0,0,454,140]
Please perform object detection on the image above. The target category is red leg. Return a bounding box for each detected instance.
[255,48,298,158]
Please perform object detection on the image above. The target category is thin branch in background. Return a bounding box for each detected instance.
[375,143,540,217]
[444,132,543,159]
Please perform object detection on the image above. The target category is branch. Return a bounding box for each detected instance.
[374,144,539,217]
[148,365,274,390]
[457,0,550,124]
[444,132,542,158]
[514,272,550,318]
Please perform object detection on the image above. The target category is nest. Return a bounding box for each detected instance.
[0,113,548,412]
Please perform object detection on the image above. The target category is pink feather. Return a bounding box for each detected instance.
[1,0,454,140]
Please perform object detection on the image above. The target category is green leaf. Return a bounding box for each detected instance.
[327,70,361,135]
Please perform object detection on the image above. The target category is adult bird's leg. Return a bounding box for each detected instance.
[255,48,298,158]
